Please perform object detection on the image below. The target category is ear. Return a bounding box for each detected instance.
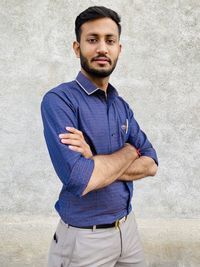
[119,43,122,54]
[73,41,80,58]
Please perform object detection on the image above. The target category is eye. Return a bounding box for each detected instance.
[106,39,115,45]
[87,38,97,44]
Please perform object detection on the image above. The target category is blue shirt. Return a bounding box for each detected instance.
[41,71,158,226]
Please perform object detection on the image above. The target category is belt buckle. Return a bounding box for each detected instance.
[115,219,120,229]
[115,216,127,229]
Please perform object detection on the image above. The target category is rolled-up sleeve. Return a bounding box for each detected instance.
[41,92,94,197]
[127,105,158,165]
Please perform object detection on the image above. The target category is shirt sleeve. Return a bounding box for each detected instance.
[41,91,94,197]
[127,105,158,165]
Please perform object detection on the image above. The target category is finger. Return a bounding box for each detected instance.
[59,133,68,139]
[59,133,82,140]
[61,139,83,146]
[68,145,84,153]
[66,127,84,137]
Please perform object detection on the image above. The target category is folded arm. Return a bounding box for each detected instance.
[41,92,139,198]
[118,156,157,181]
[59,127,158,188]
[82,143,138,195]
[42,92,158,199]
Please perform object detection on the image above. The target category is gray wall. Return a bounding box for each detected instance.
[1,0,200,218]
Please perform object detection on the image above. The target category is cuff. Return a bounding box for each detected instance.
[140,148,159,166]
[67,157,95,197]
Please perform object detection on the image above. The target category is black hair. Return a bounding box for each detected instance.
[75,6,121,42]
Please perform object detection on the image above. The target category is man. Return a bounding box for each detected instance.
[41,6,158,267]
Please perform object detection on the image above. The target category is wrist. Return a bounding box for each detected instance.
[124,143,140,159]
[136,148,141,157]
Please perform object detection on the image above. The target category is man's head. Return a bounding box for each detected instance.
[73,6,122,79]
[75,6,121,42]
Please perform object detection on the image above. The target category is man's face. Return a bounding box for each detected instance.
[73,18,121,78]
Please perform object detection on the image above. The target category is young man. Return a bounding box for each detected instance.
[41,6,158,267]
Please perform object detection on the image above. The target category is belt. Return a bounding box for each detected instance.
[68,215,127,230]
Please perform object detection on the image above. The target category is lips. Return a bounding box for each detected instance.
[92,57,111,64]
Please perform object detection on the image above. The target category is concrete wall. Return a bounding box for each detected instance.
[0,0,199,266]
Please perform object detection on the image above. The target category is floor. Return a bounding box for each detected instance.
[0,215,199,267]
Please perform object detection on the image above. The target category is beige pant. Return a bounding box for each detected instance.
[47,211,147,267]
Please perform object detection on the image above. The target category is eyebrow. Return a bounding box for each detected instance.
[86,33,117,38]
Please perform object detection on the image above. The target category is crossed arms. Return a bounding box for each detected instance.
[41,92,158,198]
[59,127,158,196]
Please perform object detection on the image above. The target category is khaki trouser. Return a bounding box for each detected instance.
[47,211,147,267]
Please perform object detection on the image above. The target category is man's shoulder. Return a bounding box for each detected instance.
[42,79,80,102]
[115,94,136,117]
[45,80,76,96]
[41,80,81,111]
[116,94,131,108]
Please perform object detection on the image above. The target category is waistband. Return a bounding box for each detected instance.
[68,215,127,230]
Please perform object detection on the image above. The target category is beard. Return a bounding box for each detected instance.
[80,52,118,78]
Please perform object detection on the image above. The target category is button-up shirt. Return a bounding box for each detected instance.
[41,71,158,226]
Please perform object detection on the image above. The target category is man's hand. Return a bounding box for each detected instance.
[118,156,157,181]
[59,127,93,159]
[59,127,157,184]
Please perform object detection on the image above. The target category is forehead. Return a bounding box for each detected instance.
[80,17,119,37]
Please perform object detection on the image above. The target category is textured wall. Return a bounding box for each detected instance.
[0,0,200,219]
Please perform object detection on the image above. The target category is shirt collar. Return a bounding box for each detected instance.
[75,71,118,98]
[76,71,99,95]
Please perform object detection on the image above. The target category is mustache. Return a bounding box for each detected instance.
[91,56,111,63]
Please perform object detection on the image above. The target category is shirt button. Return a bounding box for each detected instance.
[111,133,115,137]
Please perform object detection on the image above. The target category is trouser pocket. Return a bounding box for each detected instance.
[47,220,77,267]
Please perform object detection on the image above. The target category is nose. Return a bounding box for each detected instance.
[96,40,108,54]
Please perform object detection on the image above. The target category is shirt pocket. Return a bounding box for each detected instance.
[119,120,129,145]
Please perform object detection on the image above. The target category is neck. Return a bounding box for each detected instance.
[81,68,109,92]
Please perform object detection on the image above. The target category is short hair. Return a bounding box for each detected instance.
[75,6,121,42]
